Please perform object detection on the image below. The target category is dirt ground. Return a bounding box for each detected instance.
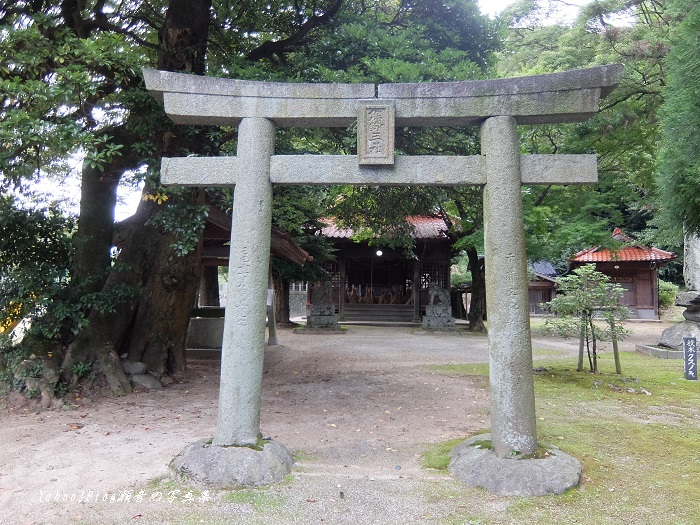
[0,319,673,525]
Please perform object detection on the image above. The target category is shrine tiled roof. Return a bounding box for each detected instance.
[569,228,676,263]
[530,260,557,278]
[321,216,449,240]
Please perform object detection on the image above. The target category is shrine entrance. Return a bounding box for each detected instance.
[145,64,622,494]
[320,215,452,323]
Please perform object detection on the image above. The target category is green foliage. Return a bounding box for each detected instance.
[657,0,700,235]
[497,1,682,262]
[72,361,92,379]
[0,4,147,182]
[0,195,74,329]
[0,193,143,344]
[271,185,336,283]
[145,187,210,257]
[451,251,472,288]
[542,264,630,373]
[658,279,678,309]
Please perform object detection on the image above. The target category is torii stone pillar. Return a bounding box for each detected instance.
[214,117,274,447]
[144,64,622,491]
[481,116,537,457]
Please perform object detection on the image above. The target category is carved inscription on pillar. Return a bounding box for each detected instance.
[358,101,395,165]
[235,246,251,327]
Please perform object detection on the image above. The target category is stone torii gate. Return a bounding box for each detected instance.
[145,64,622,492]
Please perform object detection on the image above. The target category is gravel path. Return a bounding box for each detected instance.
[0,322,669,524]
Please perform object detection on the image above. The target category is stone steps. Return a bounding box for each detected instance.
[340,303,417,324]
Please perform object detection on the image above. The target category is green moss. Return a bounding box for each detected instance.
[222,487,285,512]
[428,363,490,377]
[429,350,700,524]
[219,434,270,451]
[421,437,468,470]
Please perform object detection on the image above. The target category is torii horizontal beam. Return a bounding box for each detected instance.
[143,64,623,127]
[161,154,598,187]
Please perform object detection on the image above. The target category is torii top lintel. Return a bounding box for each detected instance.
[143,64,622,128]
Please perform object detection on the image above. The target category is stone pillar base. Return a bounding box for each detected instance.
[449,434,581,497]
[170,438,293,487]
[422,305,456,330]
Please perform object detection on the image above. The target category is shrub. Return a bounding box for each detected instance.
[658,279,678,309]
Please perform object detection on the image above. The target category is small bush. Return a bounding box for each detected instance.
[658,279,678,309]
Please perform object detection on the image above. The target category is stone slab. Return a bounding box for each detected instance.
[306,313,339,329]
[379,65,622,100]
[425,304,452,317]
[121,359,148,375]
[380,65,622,126]
[385,90,600,126]
[161,154,597,187]
[520,154,597,185]
[449,434,581,497]
[274,155,485,185]
[423,304,455,330]
[676,290,700,308]
[143,68,374,127]
[170,438,293,487]
[186,317,224,349]
[162,92,365,127]
[143,69,374,99]
[635,344,684,359]
[309,304,335,316]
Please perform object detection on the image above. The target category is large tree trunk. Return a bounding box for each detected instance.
[61,0,213,392]
[72,162,119,292]
[121,193,204,375]
[63,188,204,385]
[72,128,141,294]
[275,275,292,325]
[466,245,486,332]
[158,0,212,74]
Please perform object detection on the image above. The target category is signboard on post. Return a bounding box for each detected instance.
[684,337,697,381]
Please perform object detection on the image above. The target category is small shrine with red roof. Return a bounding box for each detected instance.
[319,216,453,324]
[569,228,677,319]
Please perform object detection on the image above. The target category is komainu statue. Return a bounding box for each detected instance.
[312,281,333,305]
[428,282,450,306]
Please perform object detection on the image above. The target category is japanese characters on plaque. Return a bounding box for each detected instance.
[358,101,395,165]
[684,337,697,381]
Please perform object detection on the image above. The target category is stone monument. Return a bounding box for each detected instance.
[306,281,340,329]
[423,283,456,329]
[144,64,622,492]
[659,233,700,349]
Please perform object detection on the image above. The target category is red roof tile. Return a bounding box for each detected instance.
[321,216,449,240]
[570,228,676,263]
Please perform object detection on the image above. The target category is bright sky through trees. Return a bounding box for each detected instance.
[477,0,593,20]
